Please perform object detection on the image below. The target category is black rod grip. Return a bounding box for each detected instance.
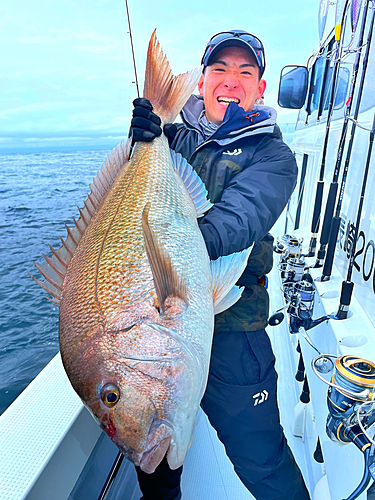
[337,279,355,320]
[311,181,324,234]
[320,182,338,246]
[340,280,354,306]
[322,216,341,278]
[295,353,305,382]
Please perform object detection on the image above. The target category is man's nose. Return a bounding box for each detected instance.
[224,74,239,88]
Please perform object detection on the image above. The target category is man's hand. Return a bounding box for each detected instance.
[129,98,178,144]
[129,98,162,143]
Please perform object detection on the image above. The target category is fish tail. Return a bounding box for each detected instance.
[143,30,201,123]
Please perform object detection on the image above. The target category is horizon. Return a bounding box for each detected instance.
[3,0,324,153]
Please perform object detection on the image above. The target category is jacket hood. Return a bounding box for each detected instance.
[180,94,278,146]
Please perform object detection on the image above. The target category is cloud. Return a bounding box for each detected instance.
[0,102,66,119]
[2,0,320,152]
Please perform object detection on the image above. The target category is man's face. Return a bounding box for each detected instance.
[198,46,267,125]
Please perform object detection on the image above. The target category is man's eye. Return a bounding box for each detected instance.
[241,71,252,75]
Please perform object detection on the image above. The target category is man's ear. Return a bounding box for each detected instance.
[198,74,205,96]
[257,79,267,99]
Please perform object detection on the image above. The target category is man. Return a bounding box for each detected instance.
[129,30,310,500]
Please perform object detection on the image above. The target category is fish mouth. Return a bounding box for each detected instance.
[140,419,174,473]
[140,437,172,473]
[217,96,240,106]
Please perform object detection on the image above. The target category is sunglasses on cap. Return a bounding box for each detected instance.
[201,30,266,77]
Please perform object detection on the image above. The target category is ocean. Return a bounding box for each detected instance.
[0,149,111,415]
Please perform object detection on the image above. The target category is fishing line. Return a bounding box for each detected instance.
[306,0,350,258]
[321,3,375,282]
[124,0,140,97]
[347,115,374,131]
[98,452,125,500]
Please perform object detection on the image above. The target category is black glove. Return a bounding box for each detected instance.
[163,123,178,144]
[129,98,178,145]
[129,98,162,143]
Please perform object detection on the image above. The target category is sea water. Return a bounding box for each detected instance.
[0,149,111,415]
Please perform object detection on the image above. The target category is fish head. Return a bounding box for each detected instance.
[62,311,203,473]
[97,379,171,469]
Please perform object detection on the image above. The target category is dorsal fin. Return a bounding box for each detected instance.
[29,138,131,305]
[170,150,212,216]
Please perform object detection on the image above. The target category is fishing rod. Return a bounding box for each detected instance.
[307,0,350,258]
[315,0,371,271]
[322,3,375,282]
[124,0,140,97]
[336,106,375,320]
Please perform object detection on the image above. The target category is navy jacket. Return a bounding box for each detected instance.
[170,95,298,331]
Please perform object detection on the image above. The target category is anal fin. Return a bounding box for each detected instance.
[211,246,253,315]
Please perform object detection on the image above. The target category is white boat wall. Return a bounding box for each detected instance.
[2,1,375,499]
[272,0,375,498]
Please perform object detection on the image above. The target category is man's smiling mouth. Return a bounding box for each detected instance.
[217,97,240,106]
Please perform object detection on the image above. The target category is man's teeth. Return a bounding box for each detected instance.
[217,97,240,106]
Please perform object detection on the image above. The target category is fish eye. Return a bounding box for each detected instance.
[101,383,120,407]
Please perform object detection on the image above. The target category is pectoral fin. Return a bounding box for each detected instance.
[142,203,187,314]
[170,150,212,217]
[211,246,253,315]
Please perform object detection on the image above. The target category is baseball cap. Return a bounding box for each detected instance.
[201,30,266,78]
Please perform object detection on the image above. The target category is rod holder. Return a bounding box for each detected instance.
[296,353,305,382]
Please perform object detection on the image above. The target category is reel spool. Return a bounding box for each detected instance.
[288,280,315,320]
[282,236,303,262]
[281,257,306,283]
[274,233,295,253]
[269,280,316,328]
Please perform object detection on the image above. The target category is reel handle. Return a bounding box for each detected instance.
[268,311,285,326]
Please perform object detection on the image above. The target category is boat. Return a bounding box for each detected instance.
[2,0,375,498]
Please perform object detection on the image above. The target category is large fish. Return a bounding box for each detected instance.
[31,31,251,473]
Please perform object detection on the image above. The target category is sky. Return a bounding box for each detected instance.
[2,0,322,152]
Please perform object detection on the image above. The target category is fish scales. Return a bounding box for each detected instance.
[60,134,212,346]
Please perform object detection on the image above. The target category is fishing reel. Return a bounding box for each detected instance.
[312,355,375,500]
[279,256,307,283]
[287,280,315,318]
[274,234,303,263]
[288,280,335,333]
[269,279,312,326]
[279,255,312,306]
[269,278,334,332]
